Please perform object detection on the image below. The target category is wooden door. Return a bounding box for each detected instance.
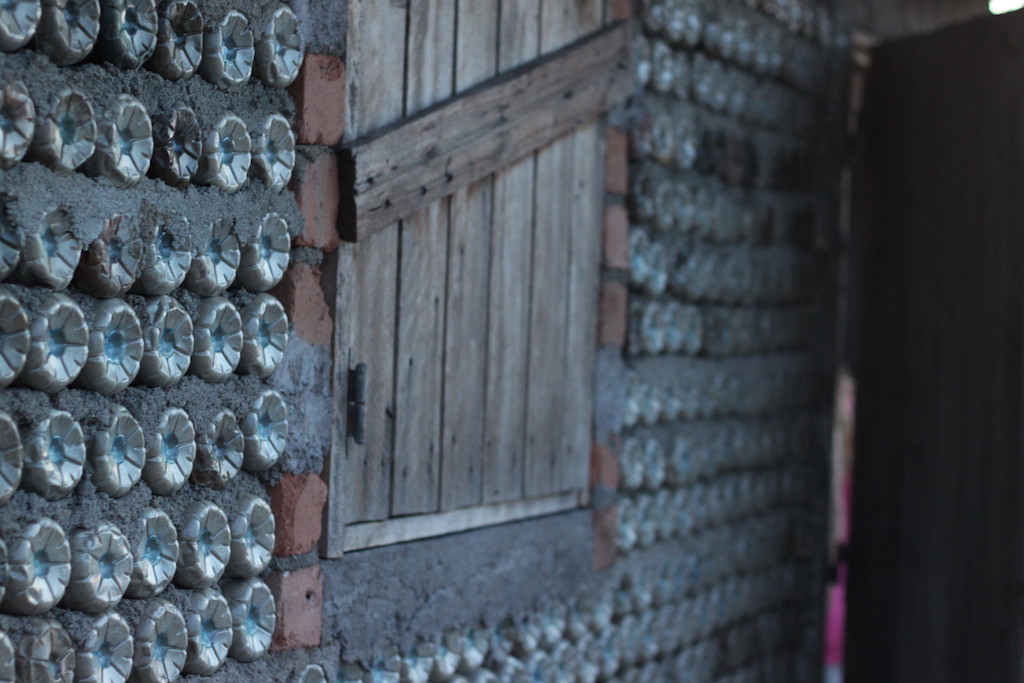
[847,12,1024,682]
[323,0,632,555]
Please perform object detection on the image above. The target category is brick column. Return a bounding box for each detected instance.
[266,52,346,652]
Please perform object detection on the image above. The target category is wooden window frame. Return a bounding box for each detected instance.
[322,18,632,558]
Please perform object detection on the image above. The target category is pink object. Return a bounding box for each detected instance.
[825,475,852,666]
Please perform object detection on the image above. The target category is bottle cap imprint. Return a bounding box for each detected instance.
[36,0,99,65]
[141,406,195,495]
[125,507,178,598]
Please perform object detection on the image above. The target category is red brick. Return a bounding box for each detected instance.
[590,436,621,492]
[292,152,340,251]
[593,506,618,570]
[288,55,346,146]
[268,472,328,555]
[268,565,323,651]
[605,127,629,195]
[610,0,632,21]
[598,280,628,348]
[603,204,630,271]
[269,264,333,346]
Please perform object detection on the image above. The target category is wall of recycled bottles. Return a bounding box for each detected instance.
[0,0,846,680]
[0,0,326,681]
[331,0,848,681]
[615,0,844,678]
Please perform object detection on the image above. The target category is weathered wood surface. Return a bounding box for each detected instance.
[440,2,500,511]
[483,160,533,504]
[525,135,573,497]
[847,13,1024,683]
[562,122,602,495]
[540,0,602,53]
[498,0,539,71]
[327,0,408,555]
[341,230,398,526]
[480,0,540,505]
[522,0,601,498]
[441,182,491,510]
[330,0,612,545]
[393,202,449,516]
[392,1,455,517]
[323,245,354,557]
[455,0,499,92]
[338,22,633,242]
[391,0,456,518]
[343,0,408,141]
[405,0,455,115]
[343,492,579,552]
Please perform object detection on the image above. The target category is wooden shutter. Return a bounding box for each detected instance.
[323,0,632,555]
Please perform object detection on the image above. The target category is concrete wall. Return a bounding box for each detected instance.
[304,1,849,681]
[0,0,846,680]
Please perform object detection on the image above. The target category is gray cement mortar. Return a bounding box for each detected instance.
[321,509,599,665]
[289,245,325,267]
[593,346,629,444]
[266,334,333,479]
[288,0,348,57]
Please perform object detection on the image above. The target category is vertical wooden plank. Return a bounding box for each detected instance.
[439,1,500,511]
[441,183,491,510]
[332,0,408,535]
[405,0,456,115]
[540,0,602,54]
[454,0,499,92]
[392,0,456,516]
[343,230,399,524]
[498,0,539,72]
[391,0,456,516]
[524,135,574,497]
[561,122,603,494]
[393,201,449,516]
[324,245,354,556]
[478,0,540,505]
[344,0,408,140]
[529,0,579,493]
[522,0,601,497]
[483,160,533,503]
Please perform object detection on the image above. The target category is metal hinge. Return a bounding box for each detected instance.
[347,363,368,445]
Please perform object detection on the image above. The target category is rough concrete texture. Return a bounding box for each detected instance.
[593,346,629,444]
[266,335,333,479]
[327,528,712,671]
[288,0,348,57]
[322,510,596,664]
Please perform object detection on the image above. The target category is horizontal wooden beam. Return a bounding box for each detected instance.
[337,22,634,242]
[341,492,580,551]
